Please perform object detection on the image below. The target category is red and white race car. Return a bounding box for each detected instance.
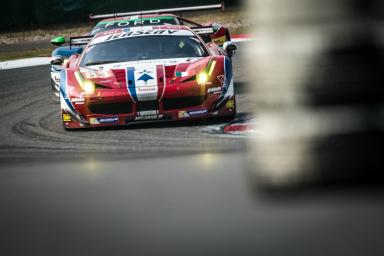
[58,25,237,129]
[51,3,231,98]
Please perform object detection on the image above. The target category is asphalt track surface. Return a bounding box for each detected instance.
[1,43,384,256]
[0,46,252,162]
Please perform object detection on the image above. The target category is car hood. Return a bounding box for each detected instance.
[78,57,212,89]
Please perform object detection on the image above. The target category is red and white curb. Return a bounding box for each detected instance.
[232,34,252,43]
[0,57,50,70]
[202,118,258,137]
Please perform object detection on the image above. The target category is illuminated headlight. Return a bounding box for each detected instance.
[197,71,209,86]
[75,71,95,94]
[83,81,95,93]
[196,60,216,86]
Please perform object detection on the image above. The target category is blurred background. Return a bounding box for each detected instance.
[248,0,384,189]
[1,0,240,31]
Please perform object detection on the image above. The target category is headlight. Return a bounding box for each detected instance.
[197,71,209,86]
[83,81,95,93]
[75,71,95,94]
[196,60,216,86]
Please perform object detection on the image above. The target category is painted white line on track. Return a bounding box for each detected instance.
[232,38,251,43]
[0,57,50,70]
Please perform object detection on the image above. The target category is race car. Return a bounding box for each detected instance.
[50,3,230,98]
[57,25,238,129]
[88,3,231,46]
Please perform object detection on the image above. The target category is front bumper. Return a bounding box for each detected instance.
[61,94,236,129]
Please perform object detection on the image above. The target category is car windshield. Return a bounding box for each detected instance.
[80,35,209,66]
[90,17,179,35]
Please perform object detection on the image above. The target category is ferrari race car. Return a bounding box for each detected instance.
[57,25,238,129]
[50,3,231,98]
[88,3,231,46]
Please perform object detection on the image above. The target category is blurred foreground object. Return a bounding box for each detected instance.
[248,0,384,189]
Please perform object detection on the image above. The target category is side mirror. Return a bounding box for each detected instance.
[51,36,66,46]
[51,56,64,66]
[223,41,238,58]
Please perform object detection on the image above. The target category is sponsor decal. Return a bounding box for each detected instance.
[193,27,215,34]
[51,72,60,83]
[137,72,154,84]
[208,87,222,94]
[62,114,71,122]
[97,17,175,28]
[135,110,163,121]
[212,36,226,46]
[127,65,160,102]
[217,75,225,86]
[175,70,195,77]
[71,97,85,105]
[178,111,189,118]
[137,87,157,93]
[135,115,163,121]
[136,70,157,94]
[226,99,235,109]
[91,29,194,45]
[90,117,119,125]
[175,71,186,77]
[98,117,119,124]
[138,110,159,116]
[105,30,177,41]
[188,109,208,116]
[179,109,208,118]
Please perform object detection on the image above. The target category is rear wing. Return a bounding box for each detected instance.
[89,3,224,20]
[69,36,94,49]
[191,26,215,36]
